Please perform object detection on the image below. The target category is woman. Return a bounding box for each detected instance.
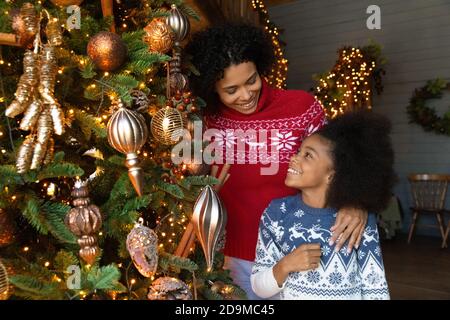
[185,23,367,300]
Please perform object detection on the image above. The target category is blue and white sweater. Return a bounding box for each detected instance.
[251,195,390,300]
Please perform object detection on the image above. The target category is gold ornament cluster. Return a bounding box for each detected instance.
[5,7,65,174]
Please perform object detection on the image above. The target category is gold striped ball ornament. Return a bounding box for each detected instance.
[150,107,184,145]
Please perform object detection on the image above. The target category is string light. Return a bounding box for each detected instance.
[314,46,381,118]
[251,0,288,89]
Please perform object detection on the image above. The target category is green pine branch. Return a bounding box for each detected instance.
[86,265,126,292]
[121,195,152,216]
[156,181,185,199]
[42,202,77,244]
[79,58,97,79]
[178,176,219,190]
[36,163,84,181]
[21,197,49,235]
[158,252,198,273]
[10,275,64,300]
[179,4,201,21]
[0,165,24,189]
[54,250,79,273]
[74,109,107,139]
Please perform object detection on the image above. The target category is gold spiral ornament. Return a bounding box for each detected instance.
[191,185,227,271]
[143,19,175,54]
[150,107,185,145]
[107,102,148,196]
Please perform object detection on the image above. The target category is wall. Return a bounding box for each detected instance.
[269,0,450,236]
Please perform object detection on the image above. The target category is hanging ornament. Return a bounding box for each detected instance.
[130,90,150,112]
[107,100,148,196]
[65,180,104,265]
[10,3,38,48]
[87,31,127,71]
[165,4,190,47]
[6,30,65,173]
[143,19,175,54]
[18,2,38,47]
[46,18,63,47]
[126,218,158,278]
[50,0,84,6]
[191,185,227,271]
[168,55,188,93]
[147,277,192,300]
[0,209,16,247]
[150,107,184,145]
[0,259,9,300]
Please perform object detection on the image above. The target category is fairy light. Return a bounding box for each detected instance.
[44,261,50,267]
[314,46,379,118]
[23,246,29,252]
[251,0,288,89]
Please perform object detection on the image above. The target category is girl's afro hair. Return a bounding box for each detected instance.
[316,111,397,213]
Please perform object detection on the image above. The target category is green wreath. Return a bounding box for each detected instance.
[407,78,450,135]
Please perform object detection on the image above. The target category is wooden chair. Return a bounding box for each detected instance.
[443,220,450,248]
[407,174,450,248]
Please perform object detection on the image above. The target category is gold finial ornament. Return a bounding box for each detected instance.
[107,101,148,196]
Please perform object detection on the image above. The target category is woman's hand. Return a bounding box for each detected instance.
[329,208,368,253]
[273,243,321,287]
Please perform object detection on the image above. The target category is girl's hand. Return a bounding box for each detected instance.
[273,243,321,287]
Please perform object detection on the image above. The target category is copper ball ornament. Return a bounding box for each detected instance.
[87,31,127,71]
[143,19,175,54]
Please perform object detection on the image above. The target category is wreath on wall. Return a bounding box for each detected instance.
[406,78,450,136]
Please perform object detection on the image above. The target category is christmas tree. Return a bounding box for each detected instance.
[0,0,245,300]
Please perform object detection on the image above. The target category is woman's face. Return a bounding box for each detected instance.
[215,61,262,114]
[285,134,335,191]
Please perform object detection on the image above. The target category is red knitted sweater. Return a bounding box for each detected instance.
[206,80,326,261]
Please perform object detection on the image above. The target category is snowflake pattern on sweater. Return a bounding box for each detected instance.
[252,195,390,300]
[206,100,325,164]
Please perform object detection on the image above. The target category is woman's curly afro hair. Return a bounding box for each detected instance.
[184,23,275,111]
[316,111,397,213]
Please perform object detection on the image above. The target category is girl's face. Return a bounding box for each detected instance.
[215,61,262,114]
[285,134,335,191]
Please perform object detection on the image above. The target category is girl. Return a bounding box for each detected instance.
[251,112,395,299]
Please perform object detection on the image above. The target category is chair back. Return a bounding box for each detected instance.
[408,174,450,210]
